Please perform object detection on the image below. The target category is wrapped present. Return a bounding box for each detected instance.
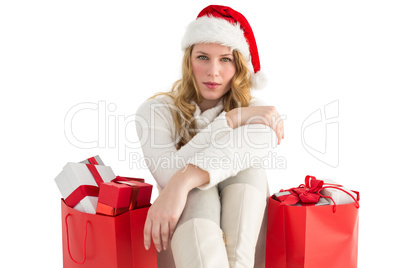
[112,177,152,208]
[273,191,291,200]
[319,178,359,205]
[294,197,331,206]
[55,161,116,214]
[80,155,105,165]
[274,175,359,210]
[96,182,139,216]
[273,191,331,206]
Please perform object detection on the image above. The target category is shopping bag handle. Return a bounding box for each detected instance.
[319,186,360,213]
[65,213,89,264]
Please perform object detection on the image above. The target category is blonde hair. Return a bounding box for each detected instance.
[149,45,252,149]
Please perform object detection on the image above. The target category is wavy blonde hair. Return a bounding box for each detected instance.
[149,45,252,149]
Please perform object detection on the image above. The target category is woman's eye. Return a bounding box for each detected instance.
[222,57,232,62]
[198,55,208,60]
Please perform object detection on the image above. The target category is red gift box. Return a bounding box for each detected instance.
[96,182,139,216]
[113,176,152,208]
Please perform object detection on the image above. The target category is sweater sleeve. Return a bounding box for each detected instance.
[135,97,232,189]
[187,123,277,190]
[187,96,277,190]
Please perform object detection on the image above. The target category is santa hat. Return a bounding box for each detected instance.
[181,5,267,89]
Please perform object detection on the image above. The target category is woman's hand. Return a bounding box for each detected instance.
[225,106,285,145]
[143,164,210,252]
[143,177,188,252]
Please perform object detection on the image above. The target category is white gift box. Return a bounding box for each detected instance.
[54,162,116,214]
[80,155,105,165]
[320,178,358,205]
[293,197,331,206]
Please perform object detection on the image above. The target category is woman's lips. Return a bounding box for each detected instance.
[203,82,221,89]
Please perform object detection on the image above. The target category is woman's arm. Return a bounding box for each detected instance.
[135,98,231,189]
[186,122,277,190]
[226,105,285,144]
[143,164,210,252]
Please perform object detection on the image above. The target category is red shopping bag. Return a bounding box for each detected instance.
[265,195,359,268]
[61,199,157,267]
[130,207,158,268]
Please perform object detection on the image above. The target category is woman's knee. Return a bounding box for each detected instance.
[176,186,221,228]
[218,168,268,197]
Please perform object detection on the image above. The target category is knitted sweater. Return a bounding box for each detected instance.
[135,93,277,192]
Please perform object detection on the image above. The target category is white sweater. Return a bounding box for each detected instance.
[135,93,277,192]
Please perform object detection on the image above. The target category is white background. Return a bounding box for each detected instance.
[1,0,401,267]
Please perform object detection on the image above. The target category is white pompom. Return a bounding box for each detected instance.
[250,71,268,90]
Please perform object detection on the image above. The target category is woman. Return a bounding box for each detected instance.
[135,5,284,268]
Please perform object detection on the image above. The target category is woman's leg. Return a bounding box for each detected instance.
[171,186,230,268]
[218,167,268,268]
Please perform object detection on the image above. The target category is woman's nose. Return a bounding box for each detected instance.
[207,60,219,77]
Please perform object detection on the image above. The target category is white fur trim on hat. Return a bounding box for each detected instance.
[181,16,250,61]
[251,71,268,89]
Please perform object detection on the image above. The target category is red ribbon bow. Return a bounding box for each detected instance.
[278,176,323,205]
[277,175,360,212]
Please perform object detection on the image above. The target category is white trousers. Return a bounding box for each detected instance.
[158,167,269,268]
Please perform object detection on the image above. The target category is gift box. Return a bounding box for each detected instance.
[319,178,359,205]
[272,176,359,208]
[96,182,139,216]
[294,197,331,206]
[112,177,152,208]
[80,155,104,165]
[273,191,331,206]
[55,162,116,214]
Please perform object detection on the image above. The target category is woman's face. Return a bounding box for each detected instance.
[191,43,236,103]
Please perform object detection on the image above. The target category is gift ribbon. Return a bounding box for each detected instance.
[85,164,104,187]
[112,177,141,210]
[278,177,322,206]
[64,164,104,208]
[279,175,360,212]
[87,157,99,165]
[112,175,145,183]
[96,202,129,216]
[65,185,99,208]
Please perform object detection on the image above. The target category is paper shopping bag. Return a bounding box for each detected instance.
[265,196,359,268]
[130,207,158,268]
[61,199,157,268]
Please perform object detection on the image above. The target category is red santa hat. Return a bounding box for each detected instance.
[181,5,267,89]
